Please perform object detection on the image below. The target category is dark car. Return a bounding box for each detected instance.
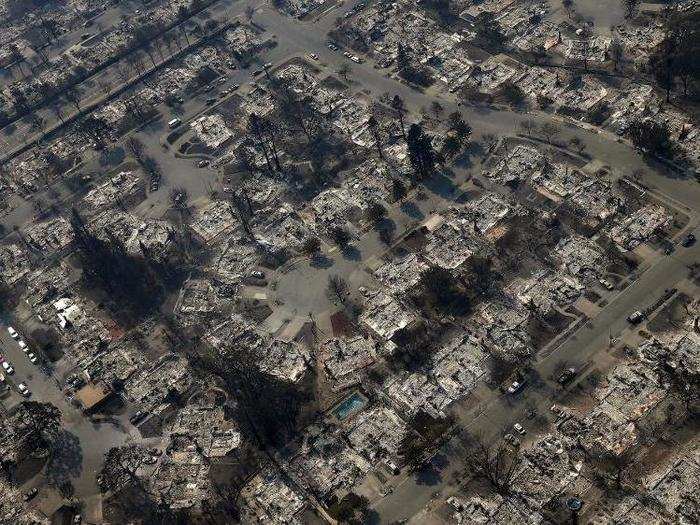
[558,368,576,385]
[129,410,146,424]
[682,233,696,247]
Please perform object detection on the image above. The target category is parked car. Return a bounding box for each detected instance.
[309,53,318,60]
[558,367,577,385]
[513,423,526,435]
[504,434,520,447]
[129,410,146,425]
[17,382,30,397]
[18,340,28,352]
[627,310,644,324]
[599,279,615,290]
[27,353,39,364]
[2,361,14,374]
[23,487,38,501]
[506,380,525,395]
[550,404,563,416]
[251,270,265,279]
[7,326,18,339]
[198,159,210,168]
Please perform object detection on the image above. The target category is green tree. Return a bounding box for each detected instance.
[365,201,387,224]
[331,225,351,248]
[628,119,674,157]
[391,95,407,139]
[406,123,438,182]
[367,115,383,159]
[622,0,640,20]
[301,236,321,258]
[498,81,526,106]
[474,12,506,49]
[391,179,407,203]
[447,111,471,145]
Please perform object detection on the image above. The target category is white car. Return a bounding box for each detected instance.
[513,423,526,435]
[17,383,30,397]
[27,353,38,364]
[18,340,28,352]
[599,279,615,290]
[309,53,318,60]
[7,327,18,339]
[2,362,14,375]
[350,55,361,63]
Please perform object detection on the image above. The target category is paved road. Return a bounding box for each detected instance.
[0,325,131,514]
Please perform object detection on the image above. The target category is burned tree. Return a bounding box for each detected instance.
[212,347,307,448]
[327,274,349,304]
[462,433,522,496]
[99,444,149,493]
[14,401,61,455]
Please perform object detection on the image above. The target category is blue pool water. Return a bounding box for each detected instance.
[333,392,366,420]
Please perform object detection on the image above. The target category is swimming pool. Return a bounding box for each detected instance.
[333,392,366,420]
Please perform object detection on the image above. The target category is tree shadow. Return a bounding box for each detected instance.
[3,123,16,136]
[424,172,457,198]
[374,217,395,233]
[432,452,449,470]
[341,245,362,261]
[365,509,381,525]
[13,455,48,485]
[99,146,125,167]
[400,201,424,220]
[142,117,165,135]
[45,430,83,489]
[414,462,442,486]
[310,254,334,269]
